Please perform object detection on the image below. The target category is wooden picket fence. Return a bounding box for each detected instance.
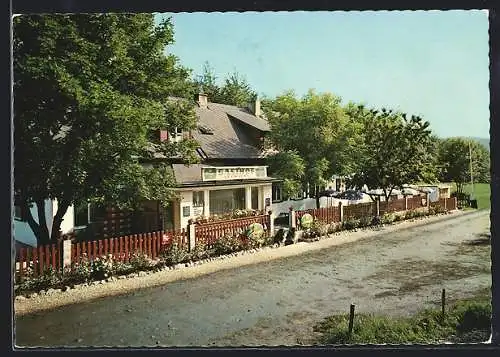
[294,195,457,229]
[15,242,62,280]
[195,214,270,248]
[71,229,188,265]
[15,229,188,281]
[343,202,378,221]
[296,206,341,228]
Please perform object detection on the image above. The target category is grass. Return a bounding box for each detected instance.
[313,292,491,345]
[449,182,490,210]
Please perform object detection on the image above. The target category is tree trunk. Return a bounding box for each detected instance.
[23,202,50,246]
[36,199,50,242]
[50,200,70,242]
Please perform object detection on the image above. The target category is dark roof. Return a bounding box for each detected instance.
[192,105,269,159]
[208,102,270,132]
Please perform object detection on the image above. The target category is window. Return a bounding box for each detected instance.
[251,187,259,210]
[193,191,205,207]
[209,188,245,216]
[272,183,283,203]
[74,202,106,227]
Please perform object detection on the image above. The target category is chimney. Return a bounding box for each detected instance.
[249,98,261,117]
[197,93,208,108]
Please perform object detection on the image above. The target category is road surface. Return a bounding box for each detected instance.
[15,210,491,347]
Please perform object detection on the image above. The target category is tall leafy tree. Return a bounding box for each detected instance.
[266,151,305,199]
[437,137,490,194]
[195,61,222,102]
[194,64,257,107]
[14,14,199,245]
[219,72,257,107]
[346,108,437,202]
[263,90,355,206]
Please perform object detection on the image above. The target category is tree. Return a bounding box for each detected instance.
[266,151,305,199]
[346,108,437,202]
[195,61,222,102]
[219,72,257,107]
[437,137,490,194]
[194,64,257,107]
[262,90,356,206]
[14,14,199,245]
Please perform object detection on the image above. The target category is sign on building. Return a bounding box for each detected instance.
[202,166,268,181]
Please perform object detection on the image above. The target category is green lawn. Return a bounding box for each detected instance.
[449,182,490,210]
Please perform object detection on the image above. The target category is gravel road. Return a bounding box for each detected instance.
[14,210,491,347]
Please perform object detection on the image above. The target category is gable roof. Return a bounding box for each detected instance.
[191,103,269,159]
[207,102,270,132]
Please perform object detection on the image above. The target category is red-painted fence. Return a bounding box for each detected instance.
[195,214,270,248]
[295,206,341,228]
[294,194,457,229]
[15,229,188,281]
[15,242,61,279]
[343,202,378,220]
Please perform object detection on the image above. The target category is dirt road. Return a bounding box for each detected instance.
[15,210,491,347]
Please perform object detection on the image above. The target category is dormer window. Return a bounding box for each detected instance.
[198,125,214,135]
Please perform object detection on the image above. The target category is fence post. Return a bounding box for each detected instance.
[426,192,430,211]
[444,197,447,211]
[62,239,72,270]
[188,223,196,252]
[268,210,275,237]
[289,207,296,229]
[405,196,408,211]
[376,199,380,216]
[339,201,344,222]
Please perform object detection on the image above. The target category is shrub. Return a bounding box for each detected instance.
[381,213,395,225]
[129,252,153,271]
[358,216,372,228]
[160,242,190,265]
[189,242,211,260]
[310,220,329,237]
[212,234,243,255]
[371,216,382,226]
[342,218,360,230]
[16,266,62,294]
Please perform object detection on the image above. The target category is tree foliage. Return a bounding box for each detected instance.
[346,108,437,202]
[436,137,490,194]
[266,151,305,198]
[262,90,357,202]
[14,14,198,245]
[195,62,257,107]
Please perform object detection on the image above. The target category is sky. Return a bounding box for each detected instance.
[156,11,489,139]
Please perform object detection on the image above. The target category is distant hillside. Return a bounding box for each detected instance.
[471,137,490,151]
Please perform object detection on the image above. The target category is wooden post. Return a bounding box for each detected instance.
[405,196,408,211]
[348,304,355,338]
[426,192,430,213]
[444,197,447,211]
[268,211,275,237]
[339,201,344,222]
[376,199,380,216]
[188,222,196,252]
[289,207,296,229]
[441,288,446,321]
[62,239,72,270]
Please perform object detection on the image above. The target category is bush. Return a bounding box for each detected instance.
[129,252,153,271]
[371,216,382,226]
[358,216,372,228]
[212,234,243,255]
[160,242,190,265]
[342,218,360,230]
[381,213,395,225]
[16,266,62,294]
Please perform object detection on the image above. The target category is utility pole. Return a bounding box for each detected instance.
[469,140,475,199]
